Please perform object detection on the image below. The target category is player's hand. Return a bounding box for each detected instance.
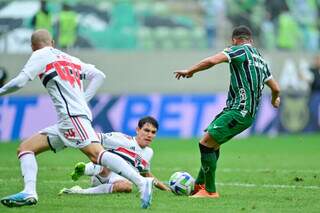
[272,97,280,108]
[162,182,171,192]
[174,70,193,80]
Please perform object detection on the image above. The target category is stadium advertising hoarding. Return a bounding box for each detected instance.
[0,94,318,141]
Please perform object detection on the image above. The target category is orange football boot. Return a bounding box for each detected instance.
[190,189,219,198]
[191,184,205,195]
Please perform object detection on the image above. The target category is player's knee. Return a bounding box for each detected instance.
[113,181,132,193]
[100,167,110,176]
[200,135,220,150]
[82,144,104,164]
[84,149,101,164]
[17,134,50,156]
[17,140,29,155]
[89,156,99,164]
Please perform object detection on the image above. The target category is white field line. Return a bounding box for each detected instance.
[0,178,87,184]
[0,166,69,171]
[0,178,319,190]
[219,168,320,173]
[1,167,320,174]
[216,182,320,190]
[159,168,320,173]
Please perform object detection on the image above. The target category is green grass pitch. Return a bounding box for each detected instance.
[0,134,320,212]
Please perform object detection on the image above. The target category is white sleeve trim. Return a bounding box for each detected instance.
[222,51,231,63]
[264,75,273,83]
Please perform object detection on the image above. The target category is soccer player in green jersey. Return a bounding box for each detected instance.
[174,25,280,198]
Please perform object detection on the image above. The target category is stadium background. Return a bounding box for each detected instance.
[0,0,319,140]
[0,1,320,212]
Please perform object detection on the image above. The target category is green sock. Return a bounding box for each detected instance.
[199,144,217,193]
[196,149,220,185]
[215,149,220,160]
[195,167,204,184]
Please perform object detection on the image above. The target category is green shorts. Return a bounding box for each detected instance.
[206,109,254,145]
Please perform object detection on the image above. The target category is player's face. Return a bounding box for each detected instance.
[232,38,237,45]
[136,123,157,148]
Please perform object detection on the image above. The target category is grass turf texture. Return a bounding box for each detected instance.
[0,134,319,212]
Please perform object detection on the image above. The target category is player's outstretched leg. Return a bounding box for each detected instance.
[59,186,83,195]
[70,162,86,181]
[140,177,154,209]
[82,145,155,209]
[1,134,48,208]
[190,143,219,198]
[1,192,38,208]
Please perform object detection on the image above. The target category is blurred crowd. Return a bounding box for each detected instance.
[31,1,78,50]
[0,0,319,51]
[280,55,320,95]
[199,0,320,51]
[224,0,320,52]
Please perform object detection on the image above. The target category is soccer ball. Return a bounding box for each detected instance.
[169,171,195,195]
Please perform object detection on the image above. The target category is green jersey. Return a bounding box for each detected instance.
[222,44,272,118]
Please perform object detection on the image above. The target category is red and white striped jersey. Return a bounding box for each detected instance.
[98,132,153,172]
[22,47,103,128]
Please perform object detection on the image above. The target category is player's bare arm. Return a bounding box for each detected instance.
[144,172,171,191]
[265,78,281,108]
[174,52,228,80]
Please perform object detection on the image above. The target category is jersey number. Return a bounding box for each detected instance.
[53,62,81,88]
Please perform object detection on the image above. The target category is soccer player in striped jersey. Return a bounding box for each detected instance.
[60,116,170,195]
[174,25,280,198]
[0,29,154,208]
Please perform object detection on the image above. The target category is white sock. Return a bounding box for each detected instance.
[18,151,37,196]
[98,151,145,188]
[78,183,113,194]
[84,162,103,176]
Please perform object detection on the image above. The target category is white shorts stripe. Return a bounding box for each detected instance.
[70,117,86,140]
[40,117,99,150]
[75,117,89,139]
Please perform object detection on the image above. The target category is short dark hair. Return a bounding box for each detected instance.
[138,116,159,130]
[232,25,252,40]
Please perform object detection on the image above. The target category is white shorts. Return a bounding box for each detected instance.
[39,116,99,152]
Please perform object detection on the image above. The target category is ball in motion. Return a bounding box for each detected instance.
[169,171,195,195]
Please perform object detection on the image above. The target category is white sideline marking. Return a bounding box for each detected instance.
[216,182,320,190]
[161,167,320,173]
[0,166,69,171]
[0,178,319,190]
[0,178,87,184]
[0,167,319,173]
[219,168,320,173]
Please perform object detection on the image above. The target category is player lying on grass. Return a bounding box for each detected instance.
[0,29,154,209]
[60,116,170,195]
[174,25,280,198]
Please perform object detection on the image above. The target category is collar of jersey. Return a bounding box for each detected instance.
[243,43,252,46]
